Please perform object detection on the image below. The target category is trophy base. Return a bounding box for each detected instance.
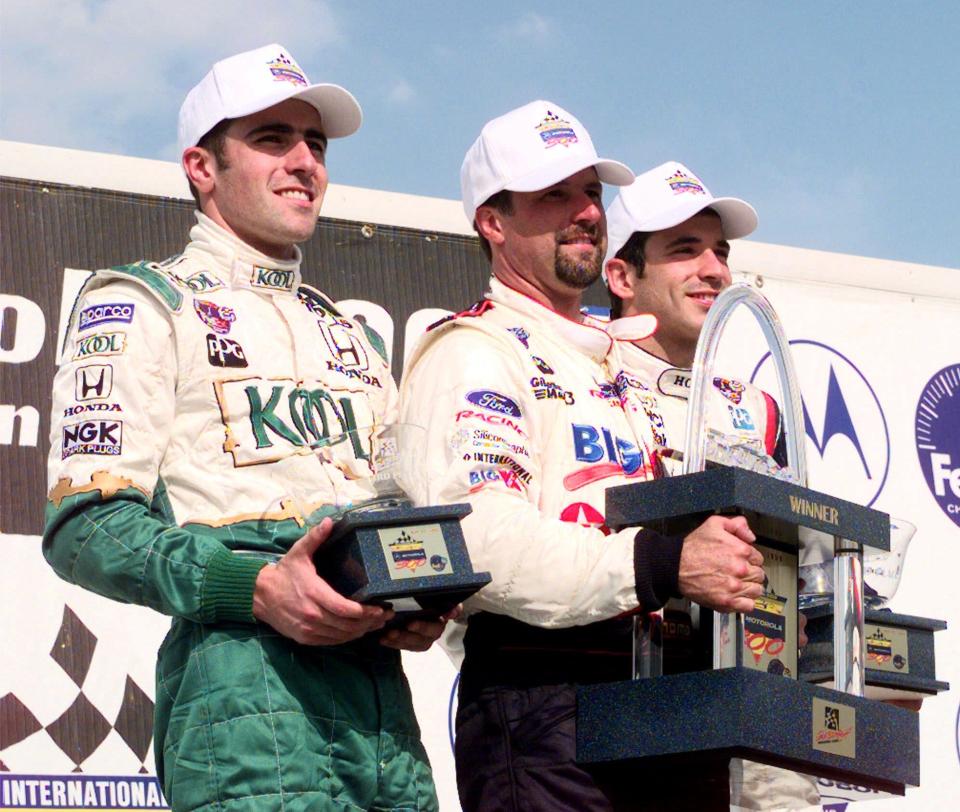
[799,605,949,700]
[576,667,919,795]
[315,503,491,622]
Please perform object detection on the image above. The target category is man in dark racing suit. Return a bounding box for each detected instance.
[44,44,447,812]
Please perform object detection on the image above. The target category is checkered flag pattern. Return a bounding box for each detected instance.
[0,605,154,773]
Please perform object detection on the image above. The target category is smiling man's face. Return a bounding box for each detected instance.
[627,210,732,362]
[204,99,329,259]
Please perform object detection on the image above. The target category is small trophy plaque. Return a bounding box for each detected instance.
[310,424,491,622]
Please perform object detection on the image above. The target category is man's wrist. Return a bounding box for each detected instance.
[632,528,684,611]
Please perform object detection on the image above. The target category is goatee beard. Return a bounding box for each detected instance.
[554,229,604,289]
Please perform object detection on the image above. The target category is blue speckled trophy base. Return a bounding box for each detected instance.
[576,668,918,794]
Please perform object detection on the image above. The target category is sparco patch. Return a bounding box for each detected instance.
[78,303,135,331]
[62,419,123,458]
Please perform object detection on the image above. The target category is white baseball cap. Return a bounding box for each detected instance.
[460,100,634,222]
[177,43,362,157]
[604,161,758,267]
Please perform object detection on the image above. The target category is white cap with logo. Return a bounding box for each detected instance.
[604,161,758,267]
[460,100,634,222]
[178,43,362,157]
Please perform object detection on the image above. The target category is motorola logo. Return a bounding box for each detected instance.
[751,340,889,507]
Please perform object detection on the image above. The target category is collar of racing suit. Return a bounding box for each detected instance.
[606,323,693,401]
[485,275,615,364]
[184,211,304,294]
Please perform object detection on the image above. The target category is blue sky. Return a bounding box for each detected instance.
[2,1,958,268]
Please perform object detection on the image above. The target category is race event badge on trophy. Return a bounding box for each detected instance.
[308,423,491,622]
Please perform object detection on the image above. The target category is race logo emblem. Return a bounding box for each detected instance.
[866,628,892,664]
[214,377,375,467]
[713,376,745,404]
[320,321,369,370]
[389,530,427,571]
[194,300,236,334]
[182,271,223,293]
[530,355,554,374]
[566,424,648,489]
[64,402,122,417]
[430,554,448,572]
[728,404,756,432]
[812,698,855,758]
[752,340,889,507]
[73,331,126,360]
[75,364,113,400]
[914,363,960,528]
[559,502,611,535]
[251,266,296,292]
[62,420,123,459]
[206,334,248,368]
[466,390,522,418]
[78,302,135,332]
[266,52,308,86]
[508,326,530,347]
[535,110,578,148]
[665,169,706,196]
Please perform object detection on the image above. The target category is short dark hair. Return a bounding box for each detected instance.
[474,189,514,262]
[187,118,232,208]
[608,230,650,319]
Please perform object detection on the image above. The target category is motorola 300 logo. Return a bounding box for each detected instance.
[751,340,889,507]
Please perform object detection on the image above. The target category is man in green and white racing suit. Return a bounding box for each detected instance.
[44,44,445,812]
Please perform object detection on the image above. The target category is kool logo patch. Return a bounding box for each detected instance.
[77,302,135,331]
[74,364,113,400]
[194,300,236,334]
[73,331,126,360]
[206,334,248,368]
[214,377,376,467]
[251,266,296,291]
[466,390,522,417]
[914,363,960,528]
[62,419,123,458]
[183,271,223,293]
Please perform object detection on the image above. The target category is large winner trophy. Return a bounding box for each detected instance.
[311,424,491,624]
[575,284,934,809]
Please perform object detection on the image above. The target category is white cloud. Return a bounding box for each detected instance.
[499,11,551,42]
[387,79,415,105]
[0,0,343,160]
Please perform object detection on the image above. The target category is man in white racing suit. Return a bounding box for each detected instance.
[44,44,446,812]
[400,105,769,811]
[604,161,820,811]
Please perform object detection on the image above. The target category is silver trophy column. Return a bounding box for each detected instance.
[637,282,865,695]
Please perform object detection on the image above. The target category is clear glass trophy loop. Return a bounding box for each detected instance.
[634,283,865,698]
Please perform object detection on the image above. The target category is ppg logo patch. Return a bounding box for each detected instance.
[78,303,135,331]
[914,364,960,527]
[62,420,123,459]
[206,334,248,368]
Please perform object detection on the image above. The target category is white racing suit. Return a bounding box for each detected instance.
[609,326,820,812]
[44,213,436,812]
[400,277,690,811]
